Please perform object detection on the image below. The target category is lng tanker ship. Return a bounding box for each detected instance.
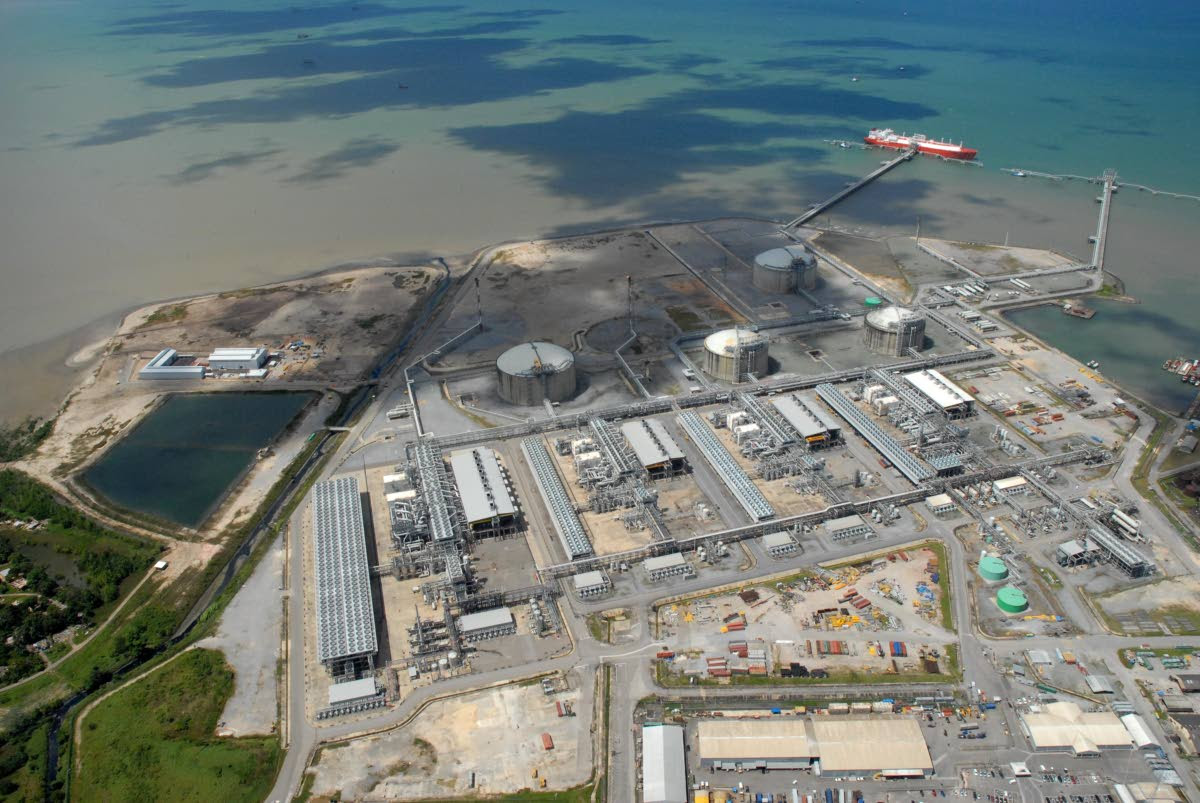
[864,128,978,160]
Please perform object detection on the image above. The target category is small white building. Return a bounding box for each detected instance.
[138,348,205,380]
[924,493,956,515]
[644,552,692,581]
[760,531,798,557]
[992,476,1030,497]
[456,607,515,641]
[572,570,611,598]
[825,514,872,541]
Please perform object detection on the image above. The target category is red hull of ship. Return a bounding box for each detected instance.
[864,136,978,160]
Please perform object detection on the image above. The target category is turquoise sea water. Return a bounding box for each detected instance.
[2,1,1198,415]
[83,392,313,527]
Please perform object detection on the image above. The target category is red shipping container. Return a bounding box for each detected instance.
[656,651,675,659]
[542,733,554,750]
[556,701,564,717]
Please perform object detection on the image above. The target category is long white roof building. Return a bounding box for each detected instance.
[448,447,516,526]
[642,724,687,803]
[903,368,974,411]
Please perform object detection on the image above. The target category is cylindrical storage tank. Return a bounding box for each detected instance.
[703,329,769,383]
[496,341,577,405]
[752,246,818,293]
[996,585,1029,614]
[979,555,1009,582]
[863,305,927,357]
[864,296,885,309]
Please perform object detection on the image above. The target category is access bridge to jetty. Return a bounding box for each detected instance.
[785,148,915,229]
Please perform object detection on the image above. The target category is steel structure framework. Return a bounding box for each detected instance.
[589,417,641,477]
[869,368,937,416]
[736,392,796,446]
[312,477,378,669]
[815,383,935,484]
[413,439,459,543]
[676,411,775,521]
[521,437,594,559]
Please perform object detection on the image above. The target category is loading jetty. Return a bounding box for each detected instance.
[785,148,915,229]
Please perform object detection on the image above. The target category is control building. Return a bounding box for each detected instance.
[752,245,818,293]
[703,328,769,383]
[864,306,926,357]
[496,341,577,406]
[644,552,693,581]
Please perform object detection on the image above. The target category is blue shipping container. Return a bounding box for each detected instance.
[771,707,782,714]
[985,702,997,709]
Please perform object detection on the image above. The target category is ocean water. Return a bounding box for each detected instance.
[2,0,1198,420]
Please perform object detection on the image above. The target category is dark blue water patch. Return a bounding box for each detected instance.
[450,108,826,208]
[320,19,541,41]
[73,43,650,146]
[787,35,1063,65]
[758,54,932,81]
[83,392,314,528]
[551,34,666,46]
[109,3,461,38]
[657,53,722,72]
[166,143,284,185]
[284,136,399,185]
[468,8,564,19]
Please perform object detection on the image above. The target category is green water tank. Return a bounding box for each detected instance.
[996,585,1029,614]
[864,296,885,308]
[979,555,1009,583]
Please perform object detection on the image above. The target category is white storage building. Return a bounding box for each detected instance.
[993,476,1030,497]
[138,348,205,380]
[456,607,515,641]
[207,347,268,371]
[644,552,692,581]
[642,723,687,803]
[904,369,974,417]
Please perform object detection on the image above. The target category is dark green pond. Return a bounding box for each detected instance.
[83,392,313,528]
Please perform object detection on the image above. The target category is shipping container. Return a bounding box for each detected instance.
[656,651,675,659]
[556,701,564,717]
[541,733,554,750]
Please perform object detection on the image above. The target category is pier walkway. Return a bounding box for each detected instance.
[1091,168,1117,270]
[785,148,915,228]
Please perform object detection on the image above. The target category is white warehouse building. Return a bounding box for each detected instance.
[207,347,268,371]
[904,368,975,418]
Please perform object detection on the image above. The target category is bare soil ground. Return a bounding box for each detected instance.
[921,238,1074,276]
[308,682,591,800]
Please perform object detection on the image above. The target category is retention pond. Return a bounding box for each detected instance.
[83,391,314,528]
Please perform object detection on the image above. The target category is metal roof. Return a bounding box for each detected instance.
[761,531,796,548]
[677,411,775,521]
[327,677,378,706]
[457,607,514,633]
[904,369,973,410]
[209,347,265,359]
[698,719,818,761]
[812,716,933,773]
[644,552,688,572]
[772,394,841,439]
[994,476,1029,490]
[312,477,378,664]
[826,514,867,532]
[642,724,687,803]
[620,419,684,468]
[572,570,608,590]
[496,341,573,377]
[866,306,923,330]
[1086,675,1116,694]
[448,447,516,524]
[1021,702,1133,752]
[926,493,954,507]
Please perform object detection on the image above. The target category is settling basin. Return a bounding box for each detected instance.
[83,392,315,528]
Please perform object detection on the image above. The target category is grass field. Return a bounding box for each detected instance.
[74,648,280,803]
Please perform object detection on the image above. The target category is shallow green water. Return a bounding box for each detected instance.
[83,392,313,528]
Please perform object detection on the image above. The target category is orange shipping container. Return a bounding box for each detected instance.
[541,733,554,751]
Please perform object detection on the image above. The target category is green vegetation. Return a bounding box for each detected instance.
[74,648,280,803]
[139,303,188,328]
[0,417,55,462]
[585,614,609,643]
[1036,566,1063,588]
[0,470,159,686]
[1128,408,1194,543]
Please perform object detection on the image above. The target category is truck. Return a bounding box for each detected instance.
[825,789,834,803]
